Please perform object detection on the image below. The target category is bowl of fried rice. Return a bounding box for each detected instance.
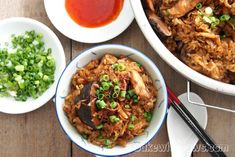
[55,44,168,156]
[131,0,235,95]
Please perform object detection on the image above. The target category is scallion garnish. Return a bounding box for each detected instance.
[133,94,138,103]
[96,100,106,109]
[220,14,230,21]
[120,90,126,98]
[112,63,126,71]
[104,139,111,146]
[100,74,109,82]
[96,124,104,130]
[101,81,111,90]
[97,93,104,100]
[128,124,135,130]
[113,85,120,93]
[0,30,55,101]
[205,7,213,15]
[130,115,136,121]
[128,89,135,97]
[144,112,153,122]
[110,101,117,109]
[109,115,120,123]
[112,92,119,98]
[196,2,202,10]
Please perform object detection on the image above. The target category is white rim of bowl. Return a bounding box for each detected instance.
[0,17,66,114]
[55,44,168,156]
[44,0,134,43]
[130,0,235,96]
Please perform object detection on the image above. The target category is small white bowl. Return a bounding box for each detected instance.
[0,17,66,114]
[55,44,168,156]
[44,0,134,43]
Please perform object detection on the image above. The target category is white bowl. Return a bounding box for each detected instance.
[130,0,235,96]
[55,44,168,156]
[44,0,134,43]
[0,17,66,114]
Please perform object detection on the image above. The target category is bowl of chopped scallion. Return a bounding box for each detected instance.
[0,17,66,114]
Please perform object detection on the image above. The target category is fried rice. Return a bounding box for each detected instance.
[145,0,235,83]
[63,54,157,148]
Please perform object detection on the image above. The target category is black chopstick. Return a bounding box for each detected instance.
[167,87,227,157]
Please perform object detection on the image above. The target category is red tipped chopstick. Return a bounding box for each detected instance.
[167,86,227,157]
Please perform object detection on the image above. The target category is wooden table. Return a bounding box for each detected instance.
[0,0,234,157]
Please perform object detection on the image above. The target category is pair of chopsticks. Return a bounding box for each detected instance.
[167,86,227,157]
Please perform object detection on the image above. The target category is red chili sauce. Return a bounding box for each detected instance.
[65,0,124,28]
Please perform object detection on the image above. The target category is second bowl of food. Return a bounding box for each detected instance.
[131,0,235,95]
[55,44,167,156]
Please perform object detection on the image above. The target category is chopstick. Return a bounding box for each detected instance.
[167,86,227,157]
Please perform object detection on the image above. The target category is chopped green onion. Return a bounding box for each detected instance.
[46,60,55,67]
[110,101,117,109]
[120,90,126,98]
[144,112,153,122]
[124,104,130,109]
[196,2,202,10]
[220,14,230,21]
[100,74,109,82]
[112,92,119,98]
[96,124,104,130]
[205,7,213,15]
[97,93,104,100]
[113,79,119,85]
[211,18,220,28]
[133,99,138,103]
[133,95,138,103]
[15,65,24,71]
[112,63,126,71]
[101,82,111,90]
[98,87,104,92]
[96,100,106,109]
[109,115,120,123]
[104,139,111,146]
[209,16,219,23]
[128,124,135,130]
[135,62,142,67]
[113,85,120,93]
[105,94,111,99]
[117,64,125,71]
[0,30,55,101]
[203,16,212,24]
[130,115,136,121]
[128,89,135,97]
[126,94,131,100]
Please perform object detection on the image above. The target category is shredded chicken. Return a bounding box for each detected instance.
[130,70,151,99]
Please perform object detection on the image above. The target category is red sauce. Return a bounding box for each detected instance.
[65,0,124,28]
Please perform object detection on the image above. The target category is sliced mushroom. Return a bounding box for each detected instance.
[147,11,172,36]
[130,70,150,99]
[74,82,93,104]
[168,0,201,18]
[74,82,97,129]
[75,101,96,129]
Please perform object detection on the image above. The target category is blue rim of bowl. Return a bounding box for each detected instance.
[55,44,168,157]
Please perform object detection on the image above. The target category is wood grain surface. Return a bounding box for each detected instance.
[0,0,234,157]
